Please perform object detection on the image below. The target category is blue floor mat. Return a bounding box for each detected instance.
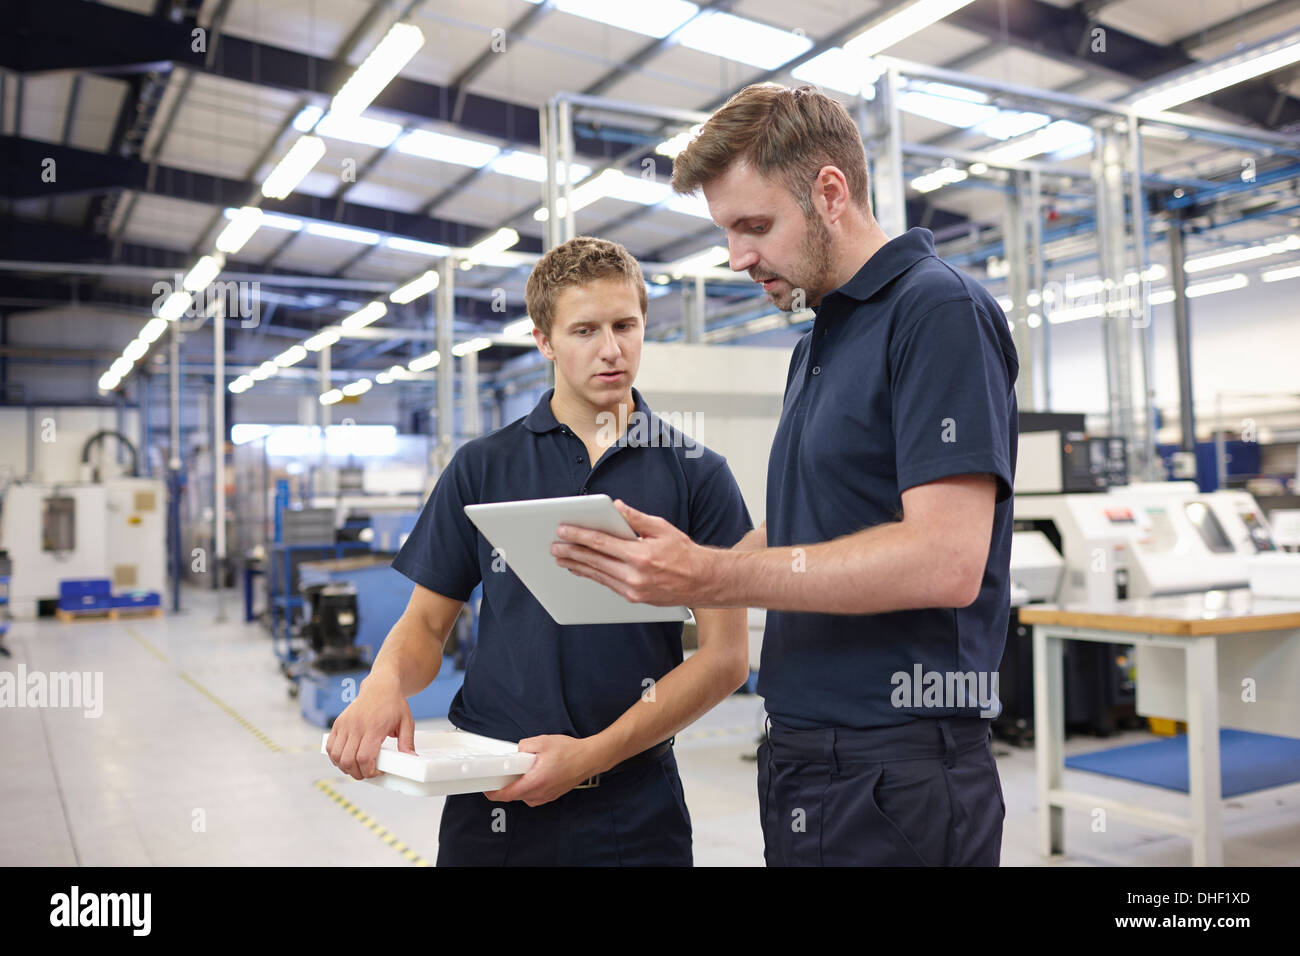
[1064,729,1300,798]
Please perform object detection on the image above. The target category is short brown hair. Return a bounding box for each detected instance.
[671,83,870,215]
[524,235,648,337]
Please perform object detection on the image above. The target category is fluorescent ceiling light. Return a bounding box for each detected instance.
[314,112,403,149]
[844,0,976,58]
[342,379,373,397]
[341,301,388,330]
[124,339,148,362]
[911,165,967,193]
[791,47,884,97]
[1148,289,1176,304]
[330,22,425,119]
[984,120,1092,164]
[397,129,500,167]
[668,245,729,277]
[502,317,535,337]
[465,227,520,264]
[1047,301,1106,324]
[260,212,303,231]
[451,337,492,357]
[375,371,393,385]
[98,372,120,391]
[390,271,439,304]
[663,192,712,219]
[408,350,440,372]
[250,361,278,381]
[974,111,1050,141]
[599,172,671,206]
[305,329,341,351]
[1126,264,1167,283]
[320,389,344,405]
[1184,235,1300,273]
[110,357,132,378]
[1186,273,1248,297]
[899,84,997,129]
[262,135,326,200]
[275,345,308,367]
[655,125,703,159]
[1262,263,1300,282]
[293,105,324,132]
[490,150,591,183]
[546,0,698,39]
[140,317,169,344]
[231,424,273,444]
[676,11,812,69]
[305,222,380,244]
[215,206,263,254]
[1132,33,1300,113]
[157,291,193,321]
[182,254,224,293]
[384,236,450,256]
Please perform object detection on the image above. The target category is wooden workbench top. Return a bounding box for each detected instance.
[1019,588,1300,636]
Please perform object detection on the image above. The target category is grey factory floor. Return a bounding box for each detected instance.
[3,585,1298,867]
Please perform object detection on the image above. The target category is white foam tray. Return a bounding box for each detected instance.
[321,730,536,797]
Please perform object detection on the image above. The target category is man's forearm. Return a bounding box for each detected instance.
[586,650,747,774]
[707,521,973,614]
[365,616,447,698]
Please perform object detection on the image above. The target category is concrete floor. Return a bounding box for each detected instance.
[3,585,1298,866]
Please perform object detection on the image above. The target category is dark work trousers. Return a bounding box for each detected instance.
[758,716,1005,866]
[436,746,692,866]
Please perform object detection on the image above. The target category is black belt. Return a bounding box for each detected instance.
[574,739,673,789]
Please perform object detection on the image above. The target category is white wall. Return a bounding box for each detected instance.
[0,406,141,483]
[1035,277,1300,437]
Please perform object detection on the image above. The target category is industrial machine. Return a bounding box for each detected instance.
[0,477,166,618]
[299,582,363,673]
[1015,483,1277,603]
[1017,431,1129,494]
[290,556,472,728]
[999,481,1295,744]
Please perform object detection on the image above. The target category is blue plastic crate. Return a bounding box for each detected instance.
[111,591,162,609]
[60,578,112,602]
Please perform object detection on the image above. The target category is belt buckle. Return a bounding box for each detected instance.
[573,773,601,789]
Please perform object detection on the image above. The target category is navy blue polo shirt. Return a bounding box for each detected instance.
[759,227,1019,729]
[391,387,752,742]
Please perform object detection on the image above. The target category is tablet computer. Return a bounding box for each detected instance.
[464,494,692,625]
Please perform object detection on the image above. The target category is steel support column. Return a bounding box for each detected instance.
[436,257,455,473]
[1003,170,1035,411]
[1168,222,1196,454]
[864,67,907,237]
[1093,124,1138,475]
[213,302,227,621]
[1128,116,1158,480]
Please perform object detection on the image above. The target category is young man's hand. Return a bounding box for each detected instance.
[552,499,717,607]
[325,673,417,781]
[483,734,604,806]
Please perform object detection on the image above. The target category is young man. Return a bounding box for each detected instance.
[552,85,1019,866]
[325,236,752,866]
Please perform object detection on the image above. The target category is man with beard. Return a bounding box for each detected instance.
[551,84,1019,867]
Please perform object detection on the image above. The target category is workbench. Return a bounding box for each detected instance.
[1019,589,1300,866]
